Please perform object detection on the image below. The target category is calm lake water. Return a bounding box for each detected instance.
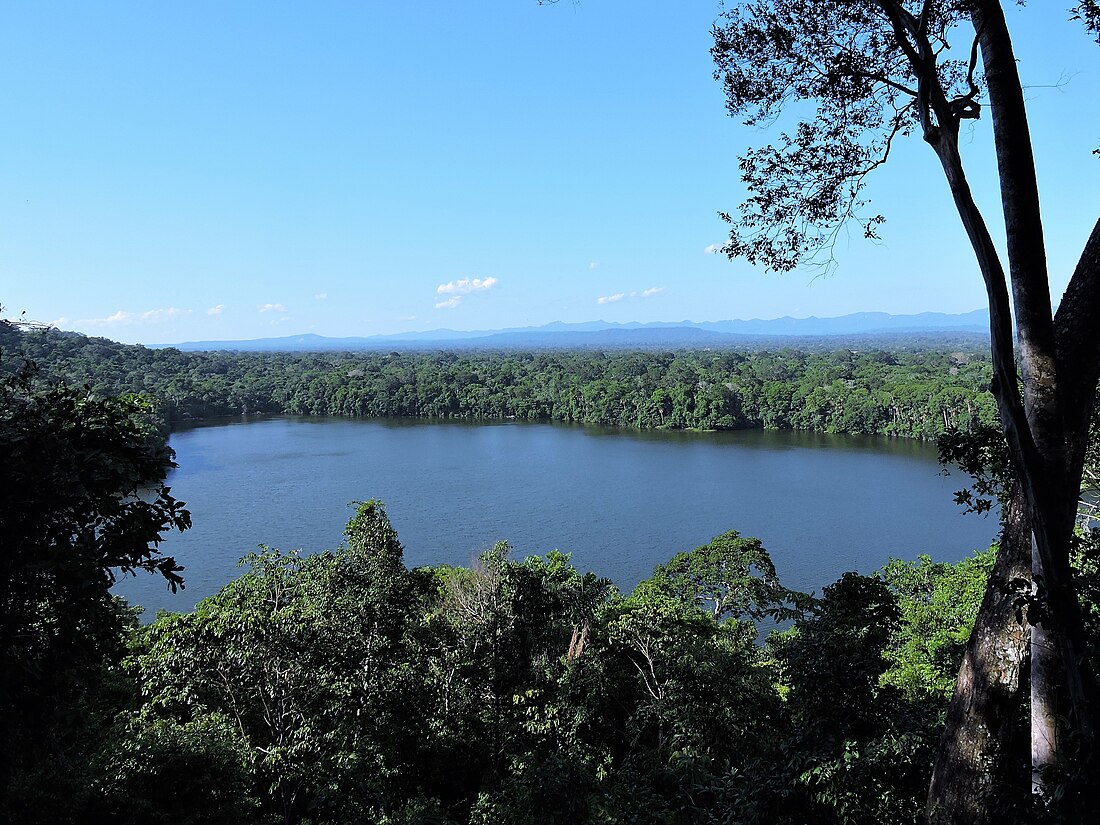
[115,417,998,616]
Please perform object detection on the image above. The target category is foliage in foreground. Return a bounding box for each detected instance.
[0,359,189,823]
[53,504,1016,825]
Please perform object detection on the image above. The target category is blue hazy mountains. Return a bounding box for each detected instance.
[168,309,989,352]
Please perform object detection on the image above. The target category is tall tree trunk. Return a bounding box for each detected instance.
[917,5,1098,804]
[970,0,1099,761]
[927,486,1032,824]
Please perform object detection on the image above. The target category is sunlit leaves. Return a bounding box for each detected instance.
[648,529,810,624]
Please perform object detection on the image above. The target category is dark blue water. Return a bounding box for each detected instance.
[114,417,998,616]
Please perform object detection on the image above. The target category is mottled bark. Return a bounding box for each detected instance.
[927,488,1031,824]
[1030,536,1059,794]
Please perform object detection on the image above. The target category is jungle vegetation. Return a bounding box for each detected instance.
[3,319,1098,823]
[0,323,997,441]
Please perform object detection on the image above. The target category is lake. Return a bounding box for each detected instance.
[114,417,999,616]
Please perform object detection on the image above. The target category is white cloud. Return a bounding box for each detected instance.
[207,304,226,316]
[436,276,498,296]
[314,292,328,300]
[596,287,665,305]
[704,243,724,254]
[258,303,287,313]
[85,310,134,326]
[142,307,191,321]
[588,261,600,270]
[434,276,498,310]
[79,307,190,327]
[50,316,69,328]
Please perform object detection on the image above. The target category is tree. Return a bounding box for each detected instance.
[880,549,998,701]
[602,577,780,784]
[711,1,1100,817]
[0,342,190,822]
[648,529,807,623]
[131,502,436,825]
[90,711,258,825]
[765,573,942,824]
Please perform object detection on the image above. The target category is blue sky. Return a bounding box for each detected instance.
[1,1,1096,345]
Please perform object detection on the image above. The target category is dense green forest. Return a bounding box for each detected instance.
[5,321,1097,823]
[0,324,996,439]
[56,513,1028,825]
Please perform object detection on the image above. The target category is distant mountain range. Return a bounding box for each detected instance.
[164,309,990,352]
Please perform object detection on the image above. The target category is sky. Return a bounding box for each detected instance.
[1,1,1096,345]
